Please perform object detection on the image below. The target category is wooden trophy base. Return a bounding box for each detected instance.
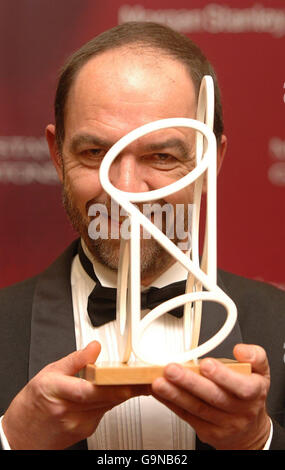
[82,359,251,385]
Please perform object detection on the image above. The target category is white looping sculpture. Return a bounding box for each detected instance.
[99,76,237,366]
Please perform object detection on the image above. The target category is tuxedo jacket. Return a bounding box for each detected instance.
[0,239,285,450]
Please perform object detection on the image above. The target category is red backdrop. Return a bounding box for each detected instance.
[0,0,284,289]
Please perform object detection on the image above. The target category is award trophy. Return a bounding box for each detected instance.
[83,76,251,384]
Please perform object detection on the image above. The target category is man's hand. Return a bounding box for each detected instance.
[152,344,271,450]
[2,341,150,450]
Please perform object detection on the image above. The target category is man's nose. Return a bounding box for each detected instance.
[109,153,148,193]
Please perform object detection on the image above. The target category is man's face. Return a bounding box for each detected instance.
[48,48,200,282]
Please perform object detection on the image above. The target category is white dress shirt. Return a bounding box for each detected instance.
[72,244,196,450]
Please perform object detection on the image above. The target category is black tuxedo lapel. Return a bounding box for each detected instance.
[198,298,243,360]
[28,240,79,379]
[195,269,243,359]
[28,240,88,450]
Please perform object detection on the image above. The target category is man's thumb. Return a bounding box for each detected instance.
[48,341,101,376]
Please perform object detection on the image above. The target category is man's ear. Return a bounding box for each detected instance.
[45,124,64,183]
[217,134,227,175]
[202,134,227,194]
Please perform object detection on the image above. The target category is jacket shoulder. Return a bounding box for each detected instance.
[0,275,39,322]
[218,269,285,324]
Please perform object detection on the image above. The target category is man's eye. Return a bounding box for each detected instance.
[78,148,107,167]
[80,148,106,161]
[156,153,171,160]
[86,149,105,158]
[151,153,178,165]
[140,152,180,169]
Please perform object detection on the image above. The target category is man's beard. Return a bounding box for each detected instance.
[61,182,184,278]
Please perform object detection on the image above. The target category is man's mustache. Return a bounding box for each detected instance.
[86,198,170,220]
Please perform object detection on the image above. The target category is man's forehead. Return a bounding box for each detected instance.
[72,46,196,98]
[64,46,197,139]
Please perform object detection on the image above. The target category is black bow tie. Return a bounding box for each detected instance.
[78,243,187,327]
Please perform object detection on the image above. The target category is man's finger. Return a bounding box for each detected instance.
[159,363,239,412]
[45,373,150,408]
[47,341,101,376]
[233,344,270,377]
[152,375,231,425]
[199,359,269,401]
